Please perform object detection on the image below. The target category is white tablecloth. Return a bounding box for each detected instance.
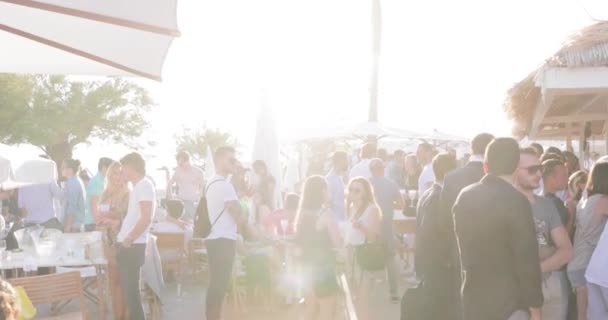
[0,231,107,270]
[142,234,164,299]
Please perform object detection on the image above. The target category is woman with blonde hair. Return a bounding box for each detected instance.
[97,161,130,320]
[294,175,342,320]
[345,177,382,320]
[0,279,19,320]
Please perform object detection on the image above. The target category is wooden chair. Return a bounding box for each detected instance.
[154,232,187,278]
[10,271,88,320]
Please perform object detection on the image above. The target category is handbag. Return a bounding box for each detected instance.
[355,239,388,271]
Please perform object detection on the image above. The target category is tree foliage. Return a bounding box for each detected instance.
[175,127,237,162]
[0,74,153,163]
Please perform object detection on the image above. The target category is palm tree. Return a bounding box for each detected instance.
[369,0,381,122]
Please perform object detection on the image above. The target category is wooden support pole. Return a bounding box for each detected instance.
[579,124,586,168]
[566,122,573,152]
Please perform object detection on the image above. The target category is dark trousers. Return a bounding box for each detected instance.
[117,244,146,320]
[205,238,236,320]
[421,265,460,320]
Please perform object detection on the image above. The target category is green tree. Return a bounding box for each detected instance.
[175,127,237,163]
[0,75,153,165]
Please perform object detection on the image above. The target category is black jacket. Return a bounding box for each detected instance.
[415,184,446,276]
[441,161,485,214]
[440,161,485,264]
[454,174,543,320]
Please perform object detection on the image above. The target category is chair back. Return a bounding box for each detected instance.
[155,232,186,254]
[10,271,87,318]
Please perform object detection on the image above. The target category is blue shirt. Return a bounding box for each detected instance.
[326,170,346,221]
[18,182,63,224]
[369,176,400,236]
[64,176,91,225]
[86,173,105,217]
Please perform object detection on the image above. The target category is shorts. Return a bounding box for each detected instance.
[568,269,587,289]
[180,200,196,222]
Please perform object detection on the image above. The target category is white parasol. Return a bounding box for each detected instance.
[204,145,215,179]
[252,93,282,208]
[0,0,180,80]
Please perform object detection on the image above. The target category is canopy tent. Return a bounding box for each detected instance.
[0,0,180,81]
[505,21,608,155]
[290,121,423,142]
[419,129,468,145]
[0,156,57,190]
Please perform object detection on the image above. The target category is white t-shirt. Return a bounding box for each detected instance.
[418,163,435,196]
[586,222,608,287]
[206,175,239,240]
[117,178,157,244]
[349,159,372,180]
[172,165,205,202]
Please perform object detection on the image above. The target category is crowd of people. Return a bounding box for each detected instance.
[413,136,608,320]
[1,133,608,320]
[0,152,157,320]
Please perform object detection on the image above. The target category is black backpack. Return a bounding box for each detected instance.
[193,179,226,238]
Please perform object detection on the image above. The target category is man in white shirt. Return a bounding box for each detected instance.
[116,152,156,320]
[205,146,242,320]
[417,142,436,195]
[167,151,205,221]
[349,143,376,180]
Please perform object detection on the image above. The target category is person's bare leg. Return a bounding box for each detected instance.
[577,287,588,320]
[356,273,372,320]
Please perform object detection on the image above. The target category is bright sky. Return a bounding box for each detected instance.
[6,0,608,174]
[139,0,607,148]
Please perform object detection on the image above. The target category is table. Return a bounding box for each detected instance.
[393,211,416,235]
[1,231,109,320]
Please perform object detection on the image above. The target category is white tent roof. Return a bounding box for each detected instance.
[290,121,423,142]
[0,0,179,80]
[0,156,57,190]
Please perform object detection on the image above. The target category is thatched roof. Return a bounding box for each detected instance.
[504,21,608,138]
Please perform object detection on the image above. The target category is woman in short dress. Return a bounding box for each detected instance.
[294,175,342,320]
[98,161,130,320]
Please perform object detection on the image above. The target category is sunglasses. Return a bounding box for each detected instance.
[520,165,543,175]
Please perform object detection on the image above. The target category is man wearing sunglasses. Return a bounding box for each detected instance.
[515,148,573,320]
[453,138,542,320]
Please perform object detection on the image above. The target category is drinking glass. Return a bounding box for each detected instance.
[0,239,6,257]
[408,190,418,201]
[280,219,289,237]
[408,190,418,208]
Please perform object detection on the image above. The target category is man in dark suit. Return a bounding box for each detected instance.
[441,133,494,213]
[454,138,543,320]
[438,133,494,318]
[415,153,457,319]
